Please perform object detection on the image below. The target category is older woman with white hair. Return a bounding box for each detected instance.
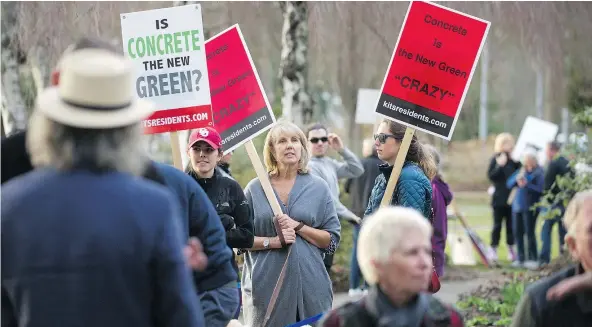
[511,189,592,327]
[506,150,544,269]
[1,49,204,327]
[321,206,464,327]
[241,120,341,327]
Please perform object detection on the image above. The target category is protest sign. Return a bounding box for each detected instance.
[355,88,380,125]
[205,25,276,154]
[121,4,213,135]
[512,116,558,165]
[375,0,490,140]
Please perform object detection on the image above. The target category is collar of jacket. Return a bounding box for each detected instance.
[365,286,430,327]
[378,161,418,180]
[575,263,592,313]
[189,168,219,187]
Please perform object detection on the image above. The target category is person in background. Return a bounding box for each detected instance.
[344,138,383,297]
[320,207,465,327]
[487,133,521,262]
[511,190,592,327]
[307,123,364,274]
[185,127,254,322]
[506,151,545,269]
[539,141,571,265]
[242,120,341,327]
[1,49,204,327]
[365,119,436,219]
[424,144,454,278]
[218,150,234,178]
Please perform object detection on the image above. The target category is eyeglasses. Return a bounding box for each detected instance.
[373,133,397,144]
[192,146,216,154]
[309,137,328,144]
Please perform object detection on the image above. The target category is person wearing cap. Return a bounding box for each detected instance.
[0,36,208,272]
[185,127,254,322]
[1,49,204,327]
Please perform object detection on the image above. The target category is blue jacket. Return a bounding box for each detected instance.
[154,162,237,293]
[506,166,544,213]
[365,162,433,218]
[1,168,204,327]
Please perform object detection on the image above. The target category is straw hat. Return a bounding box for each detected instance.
[36,48,155,129]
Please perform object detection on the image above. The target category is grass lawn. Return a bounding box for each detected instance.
[333,192,563,272]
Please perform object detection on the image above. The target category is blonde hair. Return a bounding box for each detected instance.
[563,190,592,236]
[357,206,432,285]
[263,120,310,177]
[494,133,515,153]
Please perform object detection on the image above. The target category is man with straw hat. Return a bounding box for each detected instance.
[1,48,204,327]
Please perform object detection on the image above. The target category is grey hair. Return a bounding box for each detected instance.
[26,111,148,176]
[423,144,441,170]
[357,206,432,285]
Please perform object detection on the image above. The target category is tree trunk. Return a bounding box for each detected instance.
[278,1,312,127]
[1,1,28,135]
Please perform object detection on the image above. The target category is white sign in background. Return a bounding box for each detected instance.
[512,116,558,166]
[120,4,211,111]
[355,88,380,125]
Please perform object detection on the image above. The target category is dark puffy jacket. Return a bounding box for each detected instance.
[189,169,254,276]
[365,162,433,218]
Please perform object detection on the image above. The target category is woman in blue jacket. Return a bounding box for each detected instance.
[365,120,437,218]
[506,151,545,269]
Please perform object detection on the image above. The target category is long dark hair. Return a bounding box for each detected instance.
[382,119,437,179]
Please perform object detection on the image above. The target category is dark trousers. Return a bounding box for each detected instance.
[539,204,567,264]
[349,224,366,290]
[323,253,334,274]
[491,205,514,247]
[513,210,538,262]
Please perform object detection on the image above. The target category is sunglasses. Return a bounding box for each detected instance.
[192,146,216,154]
[373,133,397,144]
[309,137,328,144]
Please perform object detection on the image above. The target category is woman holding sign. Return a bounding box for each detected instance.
[242,121,341,327]
[365,119,437,218]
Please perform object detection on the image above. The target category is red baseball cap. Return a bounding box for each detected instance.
[188,127,223,150]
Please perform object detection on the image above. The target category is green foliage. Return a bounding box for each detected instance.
[536,106,592,220]
[567,72,592,115]
[458,276,526,327]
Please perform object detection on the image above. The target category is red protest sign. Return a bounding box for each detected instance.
[375,1,490,140]
[205,25,276,153]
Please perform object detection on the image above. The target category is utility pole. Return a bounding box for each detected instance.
[478,41,489,142]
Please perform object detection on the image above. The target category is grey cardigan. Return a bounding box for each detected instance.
[242,173,341,326]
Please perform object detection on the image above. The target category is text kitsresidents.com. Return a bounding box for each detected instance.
[383,101,447,129]
[221,114,268,145]
[143,112,208,128]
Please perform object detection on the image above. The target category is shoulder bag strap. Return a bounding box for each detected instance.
[262,219,292,326]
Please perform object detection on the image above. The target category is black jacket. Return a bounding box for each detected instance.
[487,152,521,207]
[189,169,254,275]
[543,155,571,196]
[511,264,592,327]
[345,154,383,217]
[1,130,34,184]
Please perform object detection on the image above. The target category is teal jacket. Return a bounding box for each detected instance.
[364,162,433,218]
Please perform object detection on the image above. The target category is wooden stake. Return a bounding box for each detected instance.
[169,131,184,171]
[380,127,416,208]
[244,140,283,215]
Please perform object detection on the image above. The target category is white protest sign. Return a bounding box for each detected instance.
[121,4,213,134]
[355,88,380,124]
[512,116,558,165]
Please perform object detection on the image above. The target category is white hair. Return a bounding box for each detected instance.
[26,110,148,176]
[357,206,433,285]
[563,189,592,237]
[521,149,538,165]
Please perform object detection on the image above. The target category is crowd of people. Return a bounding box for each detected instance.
[2,36,591,327]
[487,133,573,269]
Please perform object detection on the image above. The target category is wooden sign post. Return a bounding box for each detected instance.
[373,0,491,207]
[121,4,215,170]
